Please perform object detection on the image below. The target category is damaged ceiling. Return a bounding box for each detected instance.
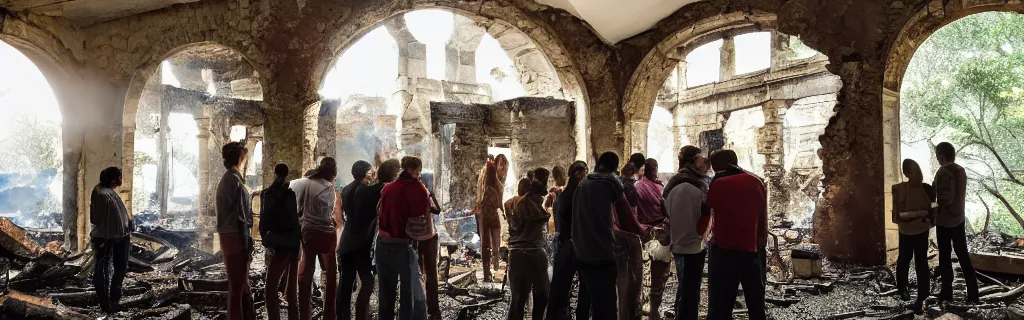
[0,0,202,26]
[534,0,706,44]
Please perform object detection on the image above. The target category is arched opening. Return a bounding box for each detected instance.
[0,40,63,230]
[641,23,840,230]
[899,12,1024,236]
[883,1,1024,263]
[125,43,265,250]
[319,9,576,213]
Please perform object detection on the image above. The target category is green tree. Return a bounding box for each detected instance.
[902,12,1024,235]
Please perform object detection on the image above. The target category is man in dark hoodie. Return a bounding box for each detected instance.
[933,142,979,303]
[337,160,386,320]
[573,152,646,320]
[545,161,589,320]
[507,169,552,320]
[705,150,766,320]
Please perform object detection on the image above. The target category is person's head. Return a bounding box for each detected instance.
[936,142,956,165]
[596,152,619,174]
[708,149,739,173]
[222,142,248,170]
[494,154,509,181]
[552,165,567,187]
[311,157,339,181]
[401,156,423,179]
[643,158,659,181]
[351,160,374,184]
[531,168,550,195]
[621,162,638,179]
[527,169,536,181]
[902,159,924,185]
[629,153,646,173]
[273,163,289,182]
[377,159,401,183]
[567,161,588,187]
[678,145,708,173]
[516,178,531,196]
[99,167,122,188]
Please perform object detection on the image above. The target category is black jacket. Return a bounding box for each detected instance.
[259,180,300,252]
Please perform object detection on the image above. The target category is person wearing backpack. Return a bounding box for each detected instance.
[376,156,432,320]
[259,164,300,320]
[664,146,711,320]
[892,159,936,314]
[291,157,340,320]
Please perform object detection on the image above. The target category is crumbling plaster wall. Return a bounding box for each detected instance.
[3,0,1018,263]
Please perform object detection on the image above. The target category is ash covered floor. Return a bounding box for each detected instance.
[4,221,1024,319]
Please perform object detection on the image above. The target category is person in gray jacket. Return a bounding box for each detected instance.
[664,146,711,320]
[90,167,132,313]
[933,142,979,303]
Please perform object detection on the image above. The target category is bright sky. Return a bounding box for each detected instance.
[685,39,722,87]
[319,10,524,103]
[735,32,772,75]
[0,41,62,136]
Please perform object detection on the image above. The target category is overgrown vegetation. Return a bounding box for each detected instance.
[901,12,1024,236]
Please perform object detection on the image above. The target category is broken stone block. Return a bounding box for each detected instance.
[791,244,822,279]
[0,217,43,262]
[971,252,1024,276]
[0,290,91,319]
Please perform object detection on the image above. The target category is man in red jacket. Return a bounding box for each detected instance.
[705,150,766,320]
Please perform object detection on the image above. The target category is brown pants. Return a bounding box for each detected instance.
[298,230,336,320]
[418,235,440,319]
[266,248,298,320]
[220,234,255,320]
[614,232,643,320]
[508,248,550,320]
[647,259,673,320]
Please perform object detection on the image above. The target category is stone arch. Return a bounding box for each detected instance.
[880,0,1024,262]
[120,42,266,244]
[620,11,778,154]
[313,4,591,161]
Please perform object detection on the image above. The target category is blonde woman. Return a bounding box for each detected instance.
[891,159,936,315]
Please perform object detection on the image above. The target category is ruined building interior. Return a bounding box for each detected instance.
[0,0,1023,319]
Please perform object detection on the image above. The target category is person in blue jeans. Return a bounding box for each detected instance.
[375,157,430,320]
[663,146,711,320]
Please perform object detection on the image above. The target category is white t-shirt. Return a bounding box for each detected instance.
[290,178,337,234]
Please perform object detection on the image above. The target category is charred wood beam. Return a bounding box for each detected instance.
[0,290,91,320]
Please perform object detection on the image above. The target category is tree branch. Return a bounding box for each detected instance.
[962,141,1024,186]
[982,183,1024,232]
[980,193,992,235]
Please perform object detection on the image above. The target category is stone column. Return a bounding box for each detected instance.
[121,126,136,216]
[719,36,736,82]
[316,100,338,161]
[627,120,649,156]
[194,107,216,252]
[757,100,793,226]
[881,88,901,264]
[448,14,484,84]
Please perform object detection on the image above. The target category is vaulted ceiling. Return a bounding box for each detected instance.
[0,0,200,26]
[535,0,705,44]
[0,0,700,43]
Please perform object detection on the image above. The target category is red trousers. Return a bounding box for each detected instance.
[299,230,336,320]
[220,234,255,320]
[266,248,299,320]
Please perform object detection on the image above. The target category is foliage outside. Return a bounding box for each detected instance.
[901,12,1024,236]
[0,89,64,224]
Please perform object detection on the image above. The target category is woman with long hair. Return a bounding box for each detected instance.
[635,158,672,320]
[891,159,936,314]
[259,163,300,320]
[477,160,504,282]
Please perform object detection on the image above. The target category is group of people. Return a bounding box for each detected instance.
[84,140,979,320]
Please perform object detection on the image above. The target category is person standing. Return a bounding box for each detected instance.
[507,169,552,320]
[291,157,340,320]
[419,175,443,320]
[545,161,590,320]
[337,160,385,320]
[664,147,711,320]
[705,150,766,320]
[615,162,644,320]
[634,158,669,320]
[892,159,935,314]
[90,167,132,314]
[259,164,301,320]
[933,142,979,303]
[215,142,256,320]
[573,152,646,320]
[376,157,431,320]
[477,161,504,282]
